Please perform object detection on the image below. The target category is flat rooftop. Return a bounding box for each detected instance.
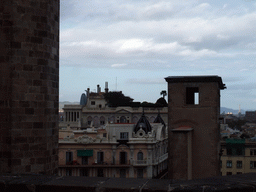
[165,75,226,89]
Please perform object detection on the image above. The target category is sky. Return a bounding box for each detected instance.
[60,0,256,111]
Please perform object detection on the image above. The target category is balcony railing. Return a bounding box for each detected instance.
[132,160,148,166]
[61,160,130,167]
[152,153,168,165]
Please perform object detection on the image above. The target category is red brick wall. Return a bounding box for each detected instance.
[0,0,59,175]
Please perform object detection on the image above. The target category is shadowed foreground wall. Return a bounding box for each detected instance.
[1,173,256,192]
[0,0,59,175]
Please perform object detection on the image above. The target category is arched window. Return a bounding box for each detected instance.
[137,152,143,160]
[100,116,105,125]
[109,116,115,123]
[120,116,127,123]
[93,116,99,127]
[87,116,92,126]
[120,152,127,164]
[132,116,138,124]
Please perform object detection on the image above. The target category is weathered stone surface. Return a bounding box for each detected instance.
[0,0,59,175]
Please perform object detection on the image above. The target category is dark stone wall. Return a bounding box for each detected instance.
[0,0,59,175]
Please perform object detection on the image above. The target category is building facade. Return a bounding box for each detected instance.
[245,111,256,123]
[58,113,168,179]
[165,76,226,180]
[221,139,256,175]
[59,84,168,129]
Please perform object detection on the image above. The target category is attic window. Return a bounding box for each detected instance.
[186,87,199,105]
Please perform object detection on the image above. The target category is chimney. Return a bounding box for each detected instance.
[97,84,100,93]
[105,82,109,93]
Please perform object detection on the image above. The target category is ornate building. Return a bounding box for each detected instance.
[58,112,168,178]
[59,83,168,130]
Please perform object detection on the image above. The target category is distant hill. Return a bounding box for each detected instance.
[59,101,79,111]
[220,107,245,114]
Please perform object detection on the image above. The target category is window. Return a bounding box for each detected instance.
[82,156,88,165]
[227,147,244,156]
[236,161,242,168]
[137,169,143,178]
[120,132,129,140]
[250,161,256,169]
[120,116,127,123]
[220,160,222,168]
[87,116,92,125]
[226,160,232,168]
[66,168,72,176]
[97,168,104,177]
[250,149,256,156]
[226,172,232,175]
[97,151,104,164]
[120,169,126,178]
[103,133,107,138]
[66,152,73,165]
[120,152,127,164]
[237,172,242,174]
[91,101,95,105]
[80,169,88,176]
[100,116,105,125]
[186,87,199,105]
[137,152,143,161]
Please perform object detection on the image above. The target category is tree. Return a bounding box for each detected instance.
[160,90,167,99]
[104,91,133,107]
[155,97,168,107]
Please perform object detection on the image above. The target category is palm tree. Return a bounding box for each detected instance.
[160,90,167,99]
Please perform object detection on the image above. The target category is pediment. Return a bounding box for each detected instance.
[115,108,132,114]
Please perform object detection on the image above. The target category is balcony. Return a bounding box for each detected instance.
[60,160,130,168]
[152,153,168,165]
[132,160,148,166]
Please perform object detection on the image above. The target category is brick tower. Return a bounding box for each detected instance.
[165,76,226,180]
[0,0,59,175]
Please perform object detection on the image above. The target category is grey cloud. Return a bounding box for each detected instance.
[127,78,166,84]
[227,83,256,91]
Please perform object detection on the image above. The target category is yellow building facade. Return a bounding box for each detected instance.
[221,139,256,175]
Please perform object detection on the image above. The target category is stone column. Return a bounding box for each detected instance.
[0,0,59,175]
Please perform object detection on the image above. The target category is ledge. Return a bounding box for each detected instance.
[1,173,256,191]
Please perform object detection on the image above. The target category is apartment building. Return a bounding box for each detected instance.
[221,139,256,175]
[58,112,168,179]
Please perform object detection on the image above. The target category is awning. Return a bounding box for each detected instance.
[77,150,93,157]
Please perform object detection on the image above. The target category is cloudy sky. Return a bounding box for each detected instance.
[60,0,256,111]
